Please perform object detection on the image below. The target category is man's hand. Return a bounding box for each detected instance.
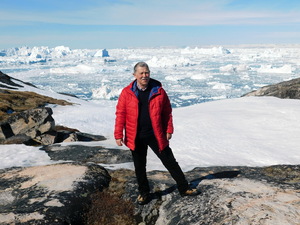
[166,133,172,140]
[116,139,123,146]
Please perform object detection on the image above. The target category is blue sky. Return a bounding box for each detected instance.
[1,0,300,49]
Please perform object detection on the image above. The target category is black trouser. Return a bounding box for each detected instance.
[131,135,189,195]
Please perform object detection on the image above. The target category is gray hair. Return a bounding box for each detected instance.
[133,62,150,73]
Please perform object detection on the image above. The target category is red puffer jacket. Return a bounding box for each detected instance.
[114,78,174,151]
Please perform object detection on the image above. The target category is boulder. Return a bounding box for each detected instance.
[31,131,57,145]
[0,163,110,225]
[242,77,300,99]
[0,107,55,144]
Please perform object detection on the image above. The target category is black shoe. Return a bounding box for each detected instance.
[137,193,151,205]
[180,188,201,197]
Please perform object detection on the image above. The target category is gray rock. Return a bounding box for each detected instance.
[0,107,54,144]
[54,131,106,143]
[32,131,57,145]
[40,144,132,164]
[0,105,105,145]
[0,163,110,225]
[242,77,300,99]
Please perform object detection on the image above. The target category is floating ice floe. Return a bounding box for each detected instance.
[191,74,210,80]
[52,46,71,57]
[257,64,293,74]
[179,94,199,100]
[50,64,98,74]
[219,64,249,73]
[94,49,110,57]
[181,46,231,55]
[165,75,183,81]
[209,82,232,90]
[92,85,121,100]
[147,56,192,68]
[0,45,97,64]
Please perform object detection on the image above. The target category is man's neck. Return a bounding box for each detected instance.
[137,83,148,91]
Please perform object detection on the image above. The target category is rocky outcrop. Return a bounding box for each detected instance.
[0,107,105,145]
[0,163,110,225]
[0,105,105,145]
[115,165,300,225]
[0,107,55,144]
[2,156,299,225]
[0,71,105,145]
[242,77,300,99]
[0,71,36,90]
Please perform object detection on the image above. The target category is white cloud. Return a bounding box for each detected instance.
[260,31,300,39]
[0,1,299,26]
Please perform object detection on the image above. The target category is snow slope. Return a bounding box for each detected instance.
[1,91,299,171]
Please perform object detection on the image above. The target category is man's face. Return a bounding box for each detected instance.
[133,66,150,88]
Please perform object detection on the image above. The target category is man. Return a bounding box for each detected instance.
[114,62,200,205]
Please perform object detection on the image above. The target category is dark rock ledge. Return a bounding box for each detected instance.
[40,144,132,164]
[0,70,36,90]
[242,77,300,99]
[1,159,299,224]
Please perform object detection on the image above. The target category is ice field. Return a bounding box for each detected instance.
[1,44,299,107]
